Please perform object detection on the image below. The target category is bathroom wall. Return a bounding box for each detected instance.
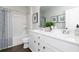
[31,6,40,29]
[2,6,27,46]
[26,6,41,43]
[26,7,32,36]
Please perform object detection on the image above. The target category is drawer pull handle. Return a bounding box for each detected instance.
[38,48,40,51]
[34,41,36,43]
[43,46,46,49]
[38,43,40,45]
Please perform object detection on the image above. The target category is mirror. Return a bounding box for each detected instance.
[40,6,78,29]
[66,7,79,30]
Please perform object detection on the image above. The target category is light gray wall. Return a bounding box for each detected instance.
[27,6,40,30]
[26,6,32,36]
[26,6,40,37]
[32,6,40,29]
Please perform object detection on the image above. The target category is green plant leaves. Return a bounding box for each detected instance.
[45,21,55,27]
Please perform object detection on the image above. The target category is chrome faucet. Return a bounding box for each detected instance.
[63,28,70,34]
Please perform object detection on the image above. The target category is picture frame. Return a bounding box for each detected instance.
[50,16,57,22]
[58,14,65,22]
[32,12,38,23]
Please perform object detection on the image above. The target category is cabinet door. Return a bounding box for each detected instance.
[33,33,41,52]
[39,38,60,52]
[29,33,37,52]
[39,35,62,52]
[32,38,38,52]
[29,34,34,51]
[29,32,39,52]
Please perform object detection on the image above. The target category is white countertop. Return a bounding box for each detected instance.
[32,29,79,46]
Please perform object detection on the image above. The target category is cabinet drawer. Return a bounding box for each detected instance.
[39,38,61,52]
[40,34,79,52]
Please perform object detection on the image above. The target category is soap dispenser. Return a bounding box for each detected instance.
[76,24,79,28]
[75,24,79,36]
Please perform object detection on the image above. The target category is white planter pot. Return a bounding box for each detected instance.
[51,26,54,29]
[45,27,51,32]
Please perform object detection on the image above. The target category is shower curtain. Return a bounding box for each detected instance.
[0,8,12,50]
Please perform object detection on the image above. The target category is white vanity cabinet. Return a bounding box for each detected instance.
[29,31,61,52]
[29,30,79,52]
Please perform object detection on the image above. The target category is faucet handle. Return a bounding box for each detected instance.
[63,28,70,34]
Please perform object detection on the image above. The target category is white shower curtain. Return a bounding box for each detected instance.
[0,8,12,50]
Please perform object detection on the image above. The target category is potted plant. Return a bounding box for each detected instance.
[45,21,55,31]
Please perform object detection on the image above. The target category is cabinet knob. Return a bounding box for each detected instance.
[43,46,46,49]
[38,48,40,51]
[34,41,36,43]
[38,43,40,45]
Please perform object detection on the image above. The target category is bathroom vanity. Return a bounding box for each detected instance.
[29,30,79,52]
[29,7,79,52]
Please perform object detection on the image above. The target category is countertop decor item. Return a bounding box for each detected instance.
[45,21,55,31]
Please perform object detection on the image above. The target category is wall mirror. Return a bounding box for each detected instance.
[65,7,79,30]
[40,6,78,29]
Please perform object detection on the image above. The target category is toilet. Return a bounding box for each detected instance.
[22,37,29,49]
